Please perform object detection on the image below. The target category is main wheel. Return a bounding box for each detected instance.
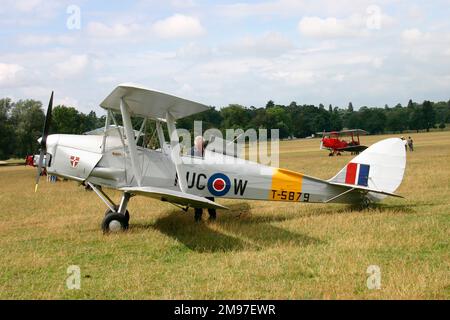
[102,212,129,233]
[104,207,130,224]
[359,197,371,210]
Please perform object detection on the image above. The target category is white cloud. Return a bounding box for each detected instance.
[151,14,205,39]
[87,22,140,38]
[407,5,424,20]
[218,0,307,18]
[2,1,450,111]
[54,54,89,78]
[401,28,427,43]
[0,0,65,26]
[17,34,76,46]
[170,0,197,8]
[298,16,367,38]
[176,42,212,59]
[227,32,294,56]
[96,76,117,84]
[14,0,42,12]
[218,0,392,19]
[0,63,24,86]
[55,96,79,108]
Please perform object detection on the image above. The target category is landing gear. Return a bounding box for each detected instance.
[87,182,133,233]
[102,193,132,233]
[360,197,371,210]
[104,207,130,225]
[101,193,132,233]
[102,212,128,233]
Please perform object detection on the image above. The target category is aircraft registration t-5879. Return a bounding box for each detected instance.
[35,84,406,233]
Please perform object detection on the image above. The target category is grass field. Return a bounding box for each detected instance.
[0,131,449,299]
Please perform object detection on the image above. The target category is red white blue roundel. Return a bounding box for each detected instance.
[207,173,231,197]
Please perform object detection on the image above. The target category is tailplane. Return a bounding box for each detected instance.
[328,138,406,202]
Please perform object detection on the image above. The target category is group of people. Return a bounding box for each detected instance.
[401,136,414,152]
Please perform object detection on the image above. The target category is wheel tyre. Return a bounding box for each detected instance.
[360,197,371,210]
[104,207,130,225]
[102,212,128,233]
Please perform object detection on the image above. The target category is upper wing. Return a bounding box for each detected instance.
[338,129,369,135]
[100,83,210,120]
[317,129,369,136]
[119,186,228,210]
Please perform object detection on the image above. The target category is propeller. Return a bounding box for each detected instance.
[35,91,54,192]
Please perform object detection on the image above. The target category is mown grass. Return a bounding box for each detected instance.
[0,131,449,299]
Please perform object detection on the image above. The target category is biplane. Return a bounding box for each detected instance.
[35,84,406,233]
[318,129,368,156]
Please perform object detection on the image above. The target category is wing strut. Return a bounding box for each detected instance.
[166,111,187,192]
[120,98,143,187]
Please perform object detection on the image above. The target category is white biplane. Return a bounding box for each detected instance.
[35,84,406,233]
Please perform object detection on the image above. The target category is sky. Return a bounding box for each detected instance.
[1,0,450,114]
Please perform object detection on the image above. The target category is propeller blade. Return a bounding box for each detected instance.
[40,91,53,149]
[35,91,54,192]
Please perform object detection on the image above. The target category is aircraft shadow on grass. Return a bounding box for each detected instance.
[132,203,323,253]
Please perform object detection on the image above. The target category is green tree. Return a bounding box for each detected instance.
[52,105,83,134]
[409,107,423,132]
[386,107,408,133]
[265,100,275,109]
[348,102,354,113]
[266,106,291,138]
[422,100,435,132]
[9,99,45,157]
[220,104,252,130]
[0,98,16,159]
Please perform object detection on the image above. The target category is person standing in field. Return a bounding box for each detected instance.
[190,136,217,222]
[401,136,407,151]
[407,136,414,151]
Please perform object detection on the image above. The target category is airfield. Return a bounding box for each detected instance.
[0,131,448,299]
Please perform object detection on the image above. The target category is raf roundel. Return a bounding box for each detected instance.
[207,173,231,197]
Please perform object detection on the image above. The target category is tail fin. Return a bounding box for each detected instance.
[328,138,406,201]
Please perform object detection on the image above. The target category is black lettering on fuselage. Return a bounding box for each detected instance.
[186,172,196,188]
[234,179,248,196]
[196,173,207,190]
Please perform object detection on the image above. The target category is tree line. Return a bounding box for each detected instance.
[1,97,449,160]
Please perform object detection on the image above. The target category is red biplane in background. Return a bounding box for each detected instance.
[318,129,368,156]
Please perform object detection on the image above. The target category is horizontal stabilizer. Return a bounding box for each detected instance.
[328,181,404,198]
[120,186,228,210]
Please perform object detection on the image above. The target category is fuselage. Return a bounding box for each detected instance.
[44,134,363,205]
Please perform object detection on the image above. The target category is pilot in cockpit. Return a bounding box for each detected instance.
[191,135,205,158]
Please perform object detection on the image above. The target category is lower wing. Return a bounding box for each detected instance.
[120,186,228,210]
[337,145,368,152]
